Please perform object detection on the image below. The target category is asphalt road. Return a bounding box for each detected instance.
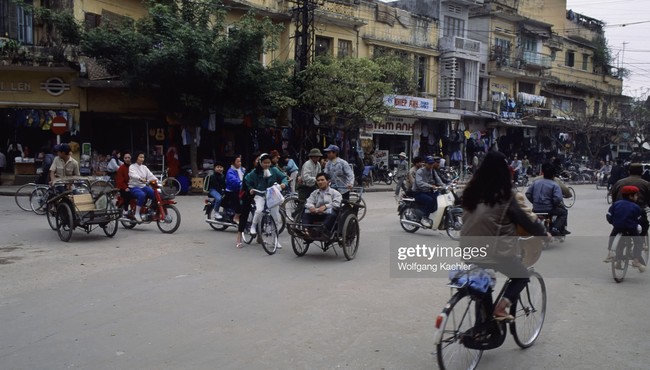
[0,186,646,370]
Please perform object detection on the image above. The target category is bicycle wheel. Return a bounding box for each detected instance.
[14,183,35,211]
[29,187,49,215]
[348,193,366,221]
[162,177,181,196]
[435,291,483,370]
[242,212,254,244]
[562,187,576,208]
[579,173,592,184]
[46,202,58,230]
[611,234,629,283]
[280,195,301,223]
[291,234,309,256]
[56,202,75,242]
[341,214,359,260]
[260,214,278,255]
[606,191,612,204]
[510,271,547,348]
[277,210,286,235]
[399,207,420,233]
[90,180,114,195]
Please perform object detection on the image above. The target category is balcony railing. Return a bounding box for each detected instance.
[440,36,481,54]
[520,51,551,69]
[439,97,477,111]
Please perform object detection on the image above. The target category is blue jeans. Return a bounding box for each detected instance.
[414,191,438,218]
[209,189,223,213]
[130,186,155,206]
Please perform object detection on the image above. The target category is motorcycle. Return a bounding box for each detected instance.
[204,196,238,231]
[373,166,394,185]
[117,180,181,234]
[397,183,463,240]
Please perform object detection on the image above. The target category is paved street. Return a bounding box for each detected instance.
[0,186,646,370]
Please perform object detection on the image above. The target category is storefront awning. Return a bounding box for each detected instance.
[488,119,536,129]
[0,101,79,108]
[388,109,460,121]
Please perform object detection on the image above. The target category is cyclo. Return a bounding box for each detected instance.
[45,178,121,242]
[285,187,364,260]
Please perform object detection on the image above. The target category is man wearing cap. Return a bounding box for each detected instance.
[49,143,80,185]
[412,156,444,227]
[394,152,409,198]
[323,145,355,200]
[298,148,323,201]
[611,163,650,237]
[526,163,569,236]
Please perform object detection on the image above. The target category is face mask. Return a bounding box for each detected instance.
[263,169,272,178]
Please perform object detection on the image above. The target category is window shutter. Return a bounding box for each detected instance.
[7,2,17,39]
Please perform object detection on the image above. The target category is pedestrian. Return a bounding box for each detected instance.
[298,148,322,201]
[394,152,408,198]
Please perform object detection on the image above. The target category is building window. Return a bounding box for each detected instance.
[593,100,600,117]
[522,37,536,52]
[602,101,608,118]
[415,55,427,92]
[315,36,332,57]
[518,82,535,94]
[582,53,589,70]
[338,39,352,58]
[444,16,465,38]
[565,51,575,67]
[550,50,556,61]
[85,12,101,30]
[17,4,33,44]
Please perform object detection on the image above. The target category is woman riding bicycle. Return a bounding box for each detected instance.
[460,151,547,321]
[243,153,288,244]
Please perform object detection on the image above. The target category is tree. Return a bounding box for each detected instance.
[81,0,293,175]
[297,55,416,129]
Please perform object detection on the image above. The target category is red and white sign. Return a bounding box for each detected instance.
[51,116,68,135]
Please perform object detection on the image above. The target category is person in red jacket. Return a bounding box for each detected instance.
[115,151,132,215]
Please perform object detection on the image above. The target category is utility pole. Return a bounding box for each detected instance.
[290,0,317,162]
[621,41,628,71]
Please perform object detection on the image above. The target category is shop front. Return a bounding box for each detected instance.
[0,68,81,179]
[364,115,414,167]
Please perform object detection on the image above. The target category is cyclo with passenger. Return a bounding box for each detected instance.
[286,172,363,260]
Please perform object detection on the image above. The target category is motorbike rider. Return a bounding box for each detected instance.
[244,153,288,243]
[323,145,355,200]
[128,151,158,222]
[208,162,226,219]
[115,151,132,216]
[412,156,444,228]
[525,163,570,236]
[394,152,409,198]
[301,172,342,235]
[610,163,650,237]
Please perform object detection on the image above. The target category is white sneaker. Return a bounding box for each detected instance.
[276,242,282,249]
[134,212,143,222]
[214,212,223,220]
[250,226,257,235]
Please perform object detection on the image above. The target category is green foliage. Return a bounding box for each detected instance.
[81,1,292,120]
[298,55,416,128]
[592,35,612,73]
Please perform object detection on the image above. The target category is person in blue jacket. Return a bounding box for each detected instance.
[604,185,645,272]
[225,155,246,223]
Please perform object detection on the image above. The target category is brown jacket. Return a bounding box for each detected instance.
[461,195,546,262]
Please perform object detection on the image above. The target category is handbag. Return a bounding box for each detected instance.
[265,184,285,208]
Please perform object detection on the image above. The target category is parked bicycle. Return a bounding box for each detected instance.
[434,262,546,369]
[14,179,48,212]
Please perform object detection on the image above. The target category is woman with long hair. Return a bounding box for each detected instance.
[461,151,547,320]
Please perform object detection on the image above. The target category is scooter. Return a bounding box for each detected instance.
[117,180,181,234]
[204,196,239,231]
[398,183,463,240]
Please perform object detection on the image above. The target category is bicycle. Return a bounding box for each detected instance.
[241,188,282,255]
[562,186,576,208]
[14,180,48,212]
[610,232,649,283]
[89,176,115,195]
[331,186,366,222]
[156,168,181,196]
[434,263,546,369]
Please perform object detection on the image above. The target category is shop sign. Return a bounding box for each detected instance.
[360,122,373,140]
[384,95,433,112]
[374,150,389,166]
[373,116,415,136]
[0,81,31,93]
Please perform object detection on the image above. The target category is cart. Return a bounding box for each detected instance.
[45,178,121,242]
[286,195,363,260]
